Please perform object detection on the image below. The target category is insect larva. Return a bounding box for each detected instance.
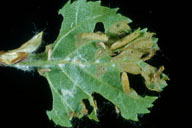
[0,52,29,65]
[11,52,29,64]
[45,44,53,61]
[121,72,131,94]
[94,100,98,111]
[115,106,120,114]
[81,32,108,41]
[47,46,52,61]
[38,68,51,76]
[98,42,106,49]
[111,30,140,50]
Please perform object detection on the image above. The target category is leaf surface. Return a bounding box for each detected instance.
[43,0,164,126]
[1,0,169,127]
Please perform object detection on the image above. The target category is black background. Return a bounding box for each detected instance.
[0,0,187,128]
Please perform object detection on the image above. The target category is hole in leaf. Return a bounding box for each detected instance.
[128,73,159,96]
[82,99,93,114]
[92,93,116,118]
[146,51,169,68]
[94,22,105,32]
[127,73,147,96]
[92,93,138,127]
[141,52,149,59]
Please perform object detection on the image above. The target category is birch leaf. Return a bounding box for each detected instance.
[1,0,169,127]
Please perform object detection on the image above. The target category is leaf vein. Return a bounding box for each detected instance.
[46,73,74,112]
[52,12,109,55]
[58,65,92,97]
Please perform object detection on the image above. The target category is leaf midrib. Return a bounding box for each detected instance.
[15,59,126,68]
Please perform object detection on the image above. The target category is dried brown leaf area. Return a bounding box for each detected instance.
[0,32,43,65]
[81,20,169,92]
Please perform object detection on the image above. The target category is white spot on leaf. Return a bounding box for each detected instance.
[95,60,100,63]
[61,89,74,97]
[112,64,116,67]
[13,65,34,72]
[64,57,71,61]
[79,63,86,68]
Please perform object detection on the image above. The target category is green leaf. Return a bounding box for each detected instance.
[51,0,131,59]
[1,0,169,127]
